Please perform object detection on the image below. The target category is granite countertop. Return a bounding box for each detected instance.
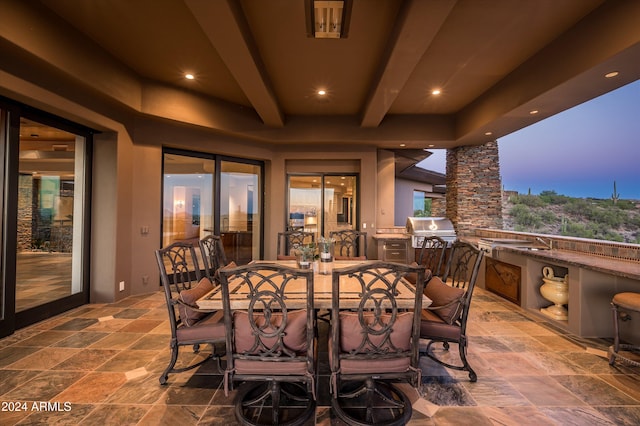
[496,245,640,281]
[372,233,411,240]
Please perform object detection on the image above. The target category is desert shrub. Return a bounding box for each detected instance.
[539,190,570,205]
[563,198,591,217]
[562,221,595,239]
[539,209,557,224]
[513,194,546,208]
[615,199,635,210]
[585,208,626,228]
[509,204,542,229]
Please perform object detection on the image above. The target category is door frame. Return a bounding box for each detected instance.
[0,97,93,337]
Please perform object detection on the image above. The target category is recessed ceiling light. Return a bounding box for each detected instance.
[431,89,441,95]
[400,143,406,147]
[485,131,493,136]
[605,71,619,78]
[317,90,326,96]
[529,110,539,115]
[185,73,195,80]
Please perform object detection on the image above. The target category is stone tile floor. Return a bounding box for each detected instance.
[1,287,639,425]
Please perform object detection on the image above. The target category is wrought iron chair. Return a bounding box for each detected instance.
[155,242,225,385]
[218,263,316,426]
[419,241,484,382]
[199,234,230,280]
[329,262,427,425]
[329,229,367,260]
[276,230,315,260]
[407,235,448,285]
[417,235,447,277]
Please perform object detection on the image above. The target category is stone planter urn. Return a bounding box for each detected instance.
[539,266,568,320]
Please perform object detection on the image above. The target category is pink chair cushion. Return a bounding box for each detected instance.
[327,337,411,374]
[339,311,413,353]
[420,309,461,341]
[179,277,214,326]
[424,276,464,324]
[176,311,225,341]
[406,261,420,284]
[234,309,308,354]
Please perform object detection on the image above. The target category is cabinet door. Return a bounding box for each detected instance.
[485,257,521,304]
[383,241,408,263]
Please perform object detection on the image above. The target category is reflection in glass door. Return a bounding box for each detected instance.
[162,151,263,266]
[15,118,88,313]
[288,174,358,239]
[220,160,261,264]
[162,152,215,248]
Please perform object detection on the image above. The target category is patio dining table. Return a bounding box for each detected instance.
[196,260,430,311]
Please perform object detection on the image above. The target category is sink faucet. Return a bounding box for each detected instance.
[536,237,553,250]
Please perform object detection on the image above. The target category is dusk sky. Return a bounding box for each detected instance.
[419,80,640,200]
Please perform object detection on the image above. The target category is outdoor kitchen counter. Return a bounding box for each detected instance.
[487,243,640,339]
[372,233,411,240]
[494,245,640,281]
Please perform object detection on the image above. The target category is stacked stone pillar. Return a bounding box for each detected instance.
[446,140,502,236]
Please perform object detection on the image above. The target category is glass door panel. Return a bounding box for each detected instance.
[162,153,214,248]
[324,175,357,235]
[288,176,322,240]
[287,174,357,239]
[16,118,87,312]
[220,161,261,264]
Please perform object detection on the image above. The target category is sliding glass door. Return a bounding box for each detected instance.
[161,152,215,248]
[162,150,263,265]
[0,102,92,337]
[288,174,358,239]
[220,160,262,264]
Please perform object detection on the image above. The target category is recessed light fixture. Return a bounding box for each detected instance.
[529,110,539,115]
[185,73,195,80]
[485,131,493,136]
[400,143,406,147]
[431,89,441,95]
[317,89,326,96]
[605,71,619,78]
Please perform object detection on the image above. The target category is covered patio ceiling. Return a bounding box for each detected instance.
[3,0,640,150]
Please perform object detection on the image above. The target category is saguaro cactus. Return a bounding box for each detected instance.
[611,180,620,205]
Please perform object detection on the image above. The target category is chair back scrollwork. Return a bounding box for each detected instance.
[277,231,315,258]
[199,235,228,281]
[329,229,367,259]
[417,235,447,278]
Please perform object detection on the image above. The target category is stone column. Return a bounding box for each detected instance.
[446,140,502,236]
[430,197,446,216]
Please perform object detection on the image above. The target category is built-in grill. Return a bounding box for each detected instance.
[405,217,457,248]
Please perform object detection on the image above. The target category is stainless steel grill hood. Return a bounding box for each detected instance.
[405,217,457,248]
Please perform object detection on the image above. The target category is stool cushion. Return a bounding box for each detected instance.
[613,292,640,311]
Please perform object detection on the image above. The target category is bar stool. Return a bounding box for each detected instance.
[608,292,640,367]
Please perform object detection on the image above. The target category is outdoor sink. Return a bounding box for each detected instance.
[514,246,551,251]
